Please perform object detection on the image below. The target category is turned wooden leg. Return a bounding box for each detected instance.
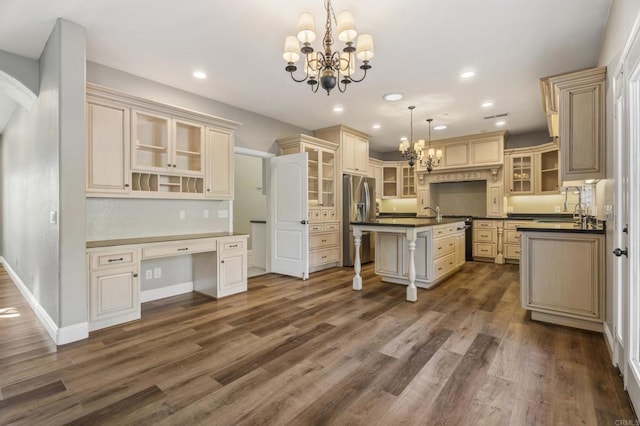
[496,225,505,264]
[353,227,363,291]
[406,228,418,302]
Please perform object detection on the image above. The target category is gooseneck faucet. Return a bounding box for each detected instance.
[424,206,441,221]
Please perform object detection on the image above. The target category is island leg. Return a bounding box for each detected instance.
[352,226,363,291]
[406,228,418,302]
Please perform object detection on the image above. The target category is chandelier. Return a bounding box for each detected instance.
[282,0,374,95]
[399,106,442,172]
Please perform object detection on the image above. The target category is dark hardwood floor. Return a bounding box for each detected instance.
[0,262,636,425]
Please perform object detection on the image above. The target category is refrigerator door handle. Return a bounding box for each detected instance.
[363,181,371,220]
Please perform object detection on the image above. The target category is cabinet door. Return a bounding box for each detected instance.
[508,153,534,194]
[173,119,204,176]
[305,146,320,206]
[401,166,416,197]
[342,132,357,173]
[443,143,469,168]
[86,99,131,194]
[320,150,336,208]
[355,136,369,173]
[89,267,140,330]
[488,185,504,216]
[471,138,503,165]
[219,251,247,297]
[205,127,234,199]
[131,109,171,172]
[382,166,399,198]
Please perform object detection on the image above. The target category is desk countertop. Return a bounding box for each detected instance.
[87,232,248,249]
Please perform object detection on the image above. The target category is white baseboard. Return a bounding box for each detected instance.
[141,281,194,303]
[603,321,615,364]
[247,249,253,268]
[0,256,88,345]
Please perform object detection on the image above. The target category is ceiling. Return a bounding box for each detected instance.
[0,0,611,151]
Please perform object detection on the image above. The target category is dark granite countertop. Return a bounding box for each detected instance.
[351,218,465,228]
[517,222,605,234]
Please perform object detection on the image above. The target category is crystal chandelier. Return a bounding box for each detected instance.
[399,106,442,172]
[282,0,374,95]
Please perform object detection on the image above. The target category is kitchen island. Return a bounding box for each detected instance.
[352,218,466,302]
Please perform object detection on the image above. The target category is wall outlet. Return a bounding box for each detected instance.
[153,267,162,279]
[50,210,58,224]
[179,210,186,219]
[507,206,514,213]
[218,209,229,218]
[203,209,209,218]
[554,206,561,213]
[145,269,152,280]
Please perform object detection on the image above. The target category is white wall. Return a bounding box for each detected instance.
[233,154,266,250]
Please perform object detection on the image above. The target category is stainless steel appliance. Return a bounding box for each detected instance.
[343,174,376,266]
[443,215,474,260]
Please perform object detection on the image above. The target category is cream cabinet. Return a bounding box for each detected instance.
[85,83,240,200]
[400,166,416,197]
[367,158,383,199]
[505,142,559,196]
[87,248,140,332]
[205,127,234,200]
[216,237,248,298]
[382,165,399,198]
[540,67,606,181]
[314,125,370,176]
[473,219,504,262]
[86,98,131,194]
[503,220,533,262]
[520,231,604,331]
[276,135,340,272]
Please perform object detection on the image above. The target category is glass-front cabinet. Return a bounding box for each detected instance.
[304,145,335,208]
[537,147,560,194]
[401,166,416,197]
[508,153,534,194]
[132,110,204,176]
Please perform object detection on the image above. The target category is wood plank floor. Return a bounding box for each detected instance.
[0,262,636,425]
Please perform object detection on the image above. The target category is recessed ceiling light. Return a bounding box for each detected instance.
[193,71,207,79]
[372,124,381,129]
[481,101,494,108]
[495,120,506,126]
[460,71,475,79]
[333,105,344,112]
[400,136,408,141]
[433,125,447,130]
[383,92,404,102]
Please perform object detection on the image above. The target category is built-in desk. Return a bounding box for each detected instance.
[86,232,248,331]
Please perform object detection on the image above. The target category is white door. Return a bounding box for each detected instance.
[623,29,640,413]
[269,153,309,279]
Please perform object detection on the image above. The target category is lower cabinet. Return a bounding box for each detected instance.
[88,248,140,332]
[193,236,248,299]
[520,231,604,331]
[503,220,533,263]
[309,222,340,272]
[473,220,498,260]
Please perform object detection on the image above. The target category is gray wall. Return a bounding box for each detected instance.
[505,130,552,149]
[1,20,80,325]
[0,49,39,98]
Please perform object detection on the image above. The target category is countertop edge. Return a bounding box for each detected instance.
[87,232,249,249]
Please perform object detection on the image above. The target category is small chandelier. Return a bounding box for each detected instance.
[399,106,442,172]
[282,0,374,95]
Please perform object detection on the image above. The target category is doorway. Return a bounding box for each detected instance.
[233,147,274,278]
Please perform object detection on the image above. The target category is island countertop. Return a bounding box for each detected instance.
[517,222,605,234]
[351,218,464,228]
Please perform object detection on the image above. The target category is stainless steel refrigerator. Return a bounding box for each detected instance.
[343,174,376,267]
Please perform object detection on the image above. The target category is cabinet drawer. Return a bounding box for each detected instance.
[329,210,337,220]
[90,249,138,270]
[433,253,456,279]
[504,220,532,230]
[504,229,521,244]
[309,232,339,250]
[142,239,216,259]
[309,224,324,233]
[434,224,456,237]
[220,239,245,252]
[310,210,321,221]
[433,236,455,259]
[504,244,521,259]
[310,248,339,266]
[474,243,496,258]
[474,228,496,243]
[324,222,339,231]
[474,220,496,229]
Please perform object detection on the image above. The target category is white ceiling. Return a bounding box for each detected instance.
[0,0,611,151]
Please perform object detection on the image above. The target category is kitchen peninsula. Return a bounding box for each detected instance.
[352,218,466,302]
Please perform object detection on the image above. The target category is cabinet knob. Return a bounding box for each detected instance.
[168,163,172,167]
[173,164,177,168]
[133,273,138,277]
[207,189,211,192]
[124,184,130,188]
[221,260,225,264]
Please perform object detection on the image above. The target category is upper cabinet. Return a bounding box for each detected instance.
[367,158,383,199]
[415,131,507,173]
[540,67,606,182]
[504,142,559,195]
[314,125,370,176]
[86,84,240,200]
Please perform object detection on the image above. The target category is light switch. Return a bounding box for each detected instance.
[218,210,229,218]
[203,210,209,218]
[50,210,58,224]
[179,210,186,219]
[145,269,152,280]
[153,267,162,279]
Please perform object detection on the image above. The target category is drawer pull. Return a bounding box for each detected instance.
[438,267,443,271]
[177,248,189,251]
[322,255,327,259]
[228,244,239,248]
[438,246,443,250]
[108,257,124,263]
[133,273,138,277]
[515,250,520,254]
[321,240,327,243]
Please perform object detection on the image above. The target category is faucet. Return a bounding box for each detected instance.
[424,206,441,221]
[564,186,588,227]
